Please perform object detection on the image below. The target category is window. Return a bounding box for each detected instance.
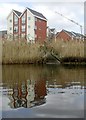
[10,19,12,22]
[35,17,37,21]
[22,25,25,32]
[72,35,73,40]
[39,28,41,30]
[39,36,41,39]
[28,25,30,28]
[14,15,18,24]
[28,17,31,20]
[14,26,18,33]
[34,25,37,30]
[14,34,18,39]
[21,33,25,38]
[35,34,37,38]
[22,14,25,24]
[39,19,41,22]
[10,27,12,30]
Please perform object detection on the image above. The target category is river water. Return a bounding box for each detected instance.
[0,64,85,118]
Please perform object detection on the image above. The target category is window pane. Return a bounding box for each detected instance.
[28,25,30,28]
[22,25,25,32]
[21,33,25,38]
[22,14,25,24]
[28,17,31,20]
[14,15,18,24]
[10,27,12,30]
[34,25,37,30]
[35,17,37,21]
[10,19,12,22]
[14,26,18,33]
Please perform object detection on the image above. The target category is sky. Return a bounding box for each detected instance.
[0,0,85,34]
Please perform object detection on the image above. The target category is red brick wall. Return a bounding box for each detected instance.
[56,30,71,41]
[35,18,47,43]
[34,79,46,99]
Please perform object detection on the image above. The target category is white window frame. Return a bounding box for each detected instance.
[14,26,18,33]
[35,17,37,21]
[10,27,12,30]
[28,17,31,20]
[39,19,41,22]
[14,15,18,24]
[34,25,37,30]
[10,19,12,22]
[22,25,25,32]
[35,34,37,38]
[28,25,30,28]
[22,14,26,24]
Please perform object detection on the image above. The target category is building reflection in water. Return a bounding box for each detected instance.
[2,65,85,109]
[8,79,47,108]
[7,78,84,109]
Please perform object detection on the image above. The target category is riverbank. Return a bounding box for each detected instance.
[2,39,85,64]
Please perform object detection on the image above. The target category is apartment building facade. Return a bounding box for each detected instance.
[56,29,85,41]
[7,7,47,43]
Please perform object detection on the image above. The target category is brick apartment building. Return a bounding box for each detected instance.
[7,7,47,43]
[56,29,84,41]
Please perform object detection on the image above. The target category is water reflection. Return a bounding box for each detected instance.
[3,79,46,108]
[1,65,85,118]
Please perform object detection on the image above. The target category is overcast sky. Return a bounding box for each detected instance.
[0,0,85,34]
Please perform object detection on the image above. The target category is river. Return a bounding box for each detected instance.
[0,64,85,118]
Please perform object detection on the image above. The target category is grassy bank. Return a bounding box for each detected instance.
[2,39,85,64]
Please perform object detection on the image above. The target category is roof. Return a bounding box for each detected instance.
[0,30,7,38]
[63,29,76,37]
[56,29,85,39]
[56,32,59,35]
[63,29,84,38]
[13,10,22,16]
[27,7,47,20]
[0,30,7,35]
[72,31,84,37]
[50,28,55,32]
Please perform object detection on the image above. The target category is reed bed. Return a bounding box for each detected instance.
[2,40,42,64]
[2,38,85,64]
[50,39,84,58]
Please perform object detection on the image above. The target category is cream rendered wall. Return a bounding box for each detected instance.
[27,10,35,42]
[7,12,13,35]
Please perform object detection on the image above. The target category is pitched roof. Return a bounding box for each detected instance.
[50,28,55,32]
[56,29,85,39]
[13,10,22,16]
[63,29,76,37]
[63,29,84,38]
[0,30,7,37]
[27,7,47,20]
[72,31,84,37]
[0,30,7,35]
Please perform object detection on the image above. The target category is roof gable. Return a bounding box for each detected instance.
[7,9,22,19]
[63,29,75,37]
[13,10,22,16]
[27,7,47,20]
